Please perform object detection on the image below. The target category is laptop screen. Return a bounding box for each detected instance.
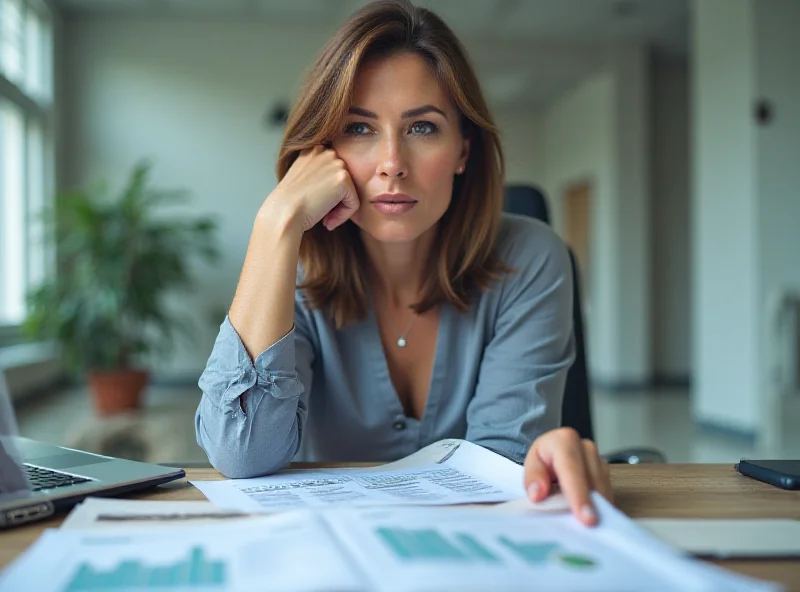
[0,373,30,496]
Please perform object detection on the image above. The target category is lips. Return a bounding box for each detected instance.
[370,193,418,215]
[370,193,417,204]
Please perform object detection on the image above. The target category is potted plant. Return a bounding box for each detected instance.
[23,161,219,415]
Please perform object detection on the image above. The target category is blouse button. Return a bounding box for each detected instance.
[393,420,407,431]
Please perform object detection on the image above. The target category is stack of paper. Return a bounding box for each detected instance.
[0,440,783,591]
[0,512,360,592]
[61,498,253,531]
[0,496,778,591]
[190,439,527,513]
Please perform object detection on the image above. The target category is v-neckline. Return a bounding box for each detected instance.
[368,302,449,425]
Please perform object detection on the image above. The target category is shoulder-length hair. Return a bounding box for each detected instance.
[276,0,507,328]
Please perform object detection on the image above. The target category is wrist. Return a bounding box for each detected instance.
[256,193,304,239]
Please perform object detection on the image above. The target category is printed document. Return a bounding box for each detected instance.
[1,495,780,592]
[0,512,361,592]
[61,498,253,531]
[325,495,779,592]
[191,439,526,513]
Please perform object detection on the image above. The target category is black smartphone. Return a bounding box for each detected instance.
[734,459,800,490]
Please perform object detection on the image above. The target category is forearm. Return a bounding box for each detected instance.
[195,381,303,479]
[194,320,308,478]
[228,201,303,360]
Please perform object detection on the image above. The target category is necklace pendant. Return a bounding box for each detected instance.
[397,337,408,348]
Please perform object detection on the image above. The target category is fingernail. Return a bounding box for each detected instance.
[581,504,596,523]
[527,482,540,501]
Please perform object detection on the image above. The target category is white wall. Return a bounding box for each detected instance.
[539,50,692,386]
[651,57,691,380]
[755,2,800,290]
[611,46,652,383]
[692,0,800,436]
[541,46,652,385]
[691,0,760,432]
[542,72,617,381]
[62,18,337,377]
[62,17,547,379]
[754,0,800,442]
[497,111,545,188]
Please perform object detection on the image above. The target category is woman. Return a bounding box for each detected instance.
[195,0,611,526]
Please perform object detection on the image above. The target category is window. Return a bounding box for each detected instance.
[0,0,23,87]
[0,0,53,334]
[0,100,25,323]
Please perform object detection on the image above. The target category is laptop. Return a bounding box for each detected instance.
[0,372,185,529]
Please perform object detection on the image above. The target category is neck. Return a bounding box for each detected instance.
[362,225,437,308]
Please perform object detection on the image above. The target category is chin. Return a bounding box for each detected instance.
[352,215,433,244]
[358,222,423,244]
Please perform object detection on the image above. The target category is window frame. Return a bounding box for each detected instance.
[0,0,54,343]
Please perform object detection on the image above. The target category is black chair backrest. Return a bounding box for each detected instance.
[503,185,594,441]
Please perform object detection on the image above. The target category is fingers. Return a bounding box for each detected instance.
[339,177,360,215]
[524,428,598,527]
[290,145,361,232]
[323,153,360,231]
[323,201,355,231]
[582,439,613,504]
[323,170,360,231]
[548,433,596,526]
[523,447,554,503]
[296,145,323,164]
[305,144,326,156]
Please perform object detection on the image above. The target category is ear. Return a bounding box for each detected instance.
[457,136,471,172]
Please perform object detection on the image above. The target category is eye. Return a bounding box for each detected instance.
[409,121,439,136]
[343,122,373,136]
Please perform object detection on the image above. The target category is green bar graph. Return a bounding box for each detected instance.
[188,547,203,585]
[209,561,226,584]
[376,528,502,564]
[146,566,174,587]
[454,534,501,563]
[376,527,600,571]
[63,546,227,591]
[498,537,559,565]
[377,527,468,560]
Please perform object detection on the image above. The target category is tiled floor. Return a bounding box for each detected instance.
[13,384,800,465]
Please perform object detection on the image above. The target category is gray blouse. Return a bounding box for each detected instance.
[195,213,575,478]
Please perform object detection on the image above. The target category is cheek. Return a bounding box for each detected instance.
[414,150,457,196]
[332,144,372,192]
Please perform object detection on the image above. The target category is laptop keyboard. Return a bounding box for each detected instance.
[23,465,92,492]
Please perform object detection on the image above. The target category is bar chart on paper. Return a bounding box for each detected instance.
[62,547,227,591]
[374,527,597,569]
[0,514,367,592]
[377,528,502,562]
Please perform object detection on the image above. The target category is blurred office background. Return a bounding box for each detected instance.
[1,0,798,465]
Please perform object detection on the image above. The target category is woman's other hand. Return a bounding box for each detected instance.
[523,427,613,526]
[268,145,360,232]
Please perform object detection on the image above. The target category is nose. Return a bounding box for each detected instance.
[376,134,407,179]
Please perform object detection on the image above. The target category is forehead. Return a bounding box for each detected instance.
[350,52,453,113]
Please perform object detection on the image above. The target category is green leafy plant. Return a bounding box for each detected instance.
[23,161,220,372]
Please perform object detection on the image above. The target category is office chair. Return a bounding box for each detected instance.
[503,184,665,464]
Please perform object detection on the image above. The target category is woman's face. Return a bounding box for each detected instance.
[332,52,469,244]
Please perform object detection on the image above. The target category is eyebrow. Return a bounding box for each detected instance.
[347,105,448,120]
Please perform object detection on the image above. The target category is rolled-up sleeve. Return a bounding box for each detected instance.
[195,301,315,478]
[466,225,575,464]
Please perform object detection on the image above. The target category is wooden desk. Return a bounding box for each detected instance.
[1,464,799,589]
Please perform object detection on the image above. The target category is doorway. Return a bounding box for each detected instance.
[563,182,592,307]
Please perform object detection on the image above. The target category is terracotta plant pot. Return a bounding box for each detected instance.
[87,369,149,416]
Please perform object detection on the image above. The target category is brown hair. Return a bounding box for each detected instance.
[277,0,507,327]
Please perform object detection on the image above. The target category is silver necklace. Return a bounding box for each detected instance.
[396,313,418,348]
